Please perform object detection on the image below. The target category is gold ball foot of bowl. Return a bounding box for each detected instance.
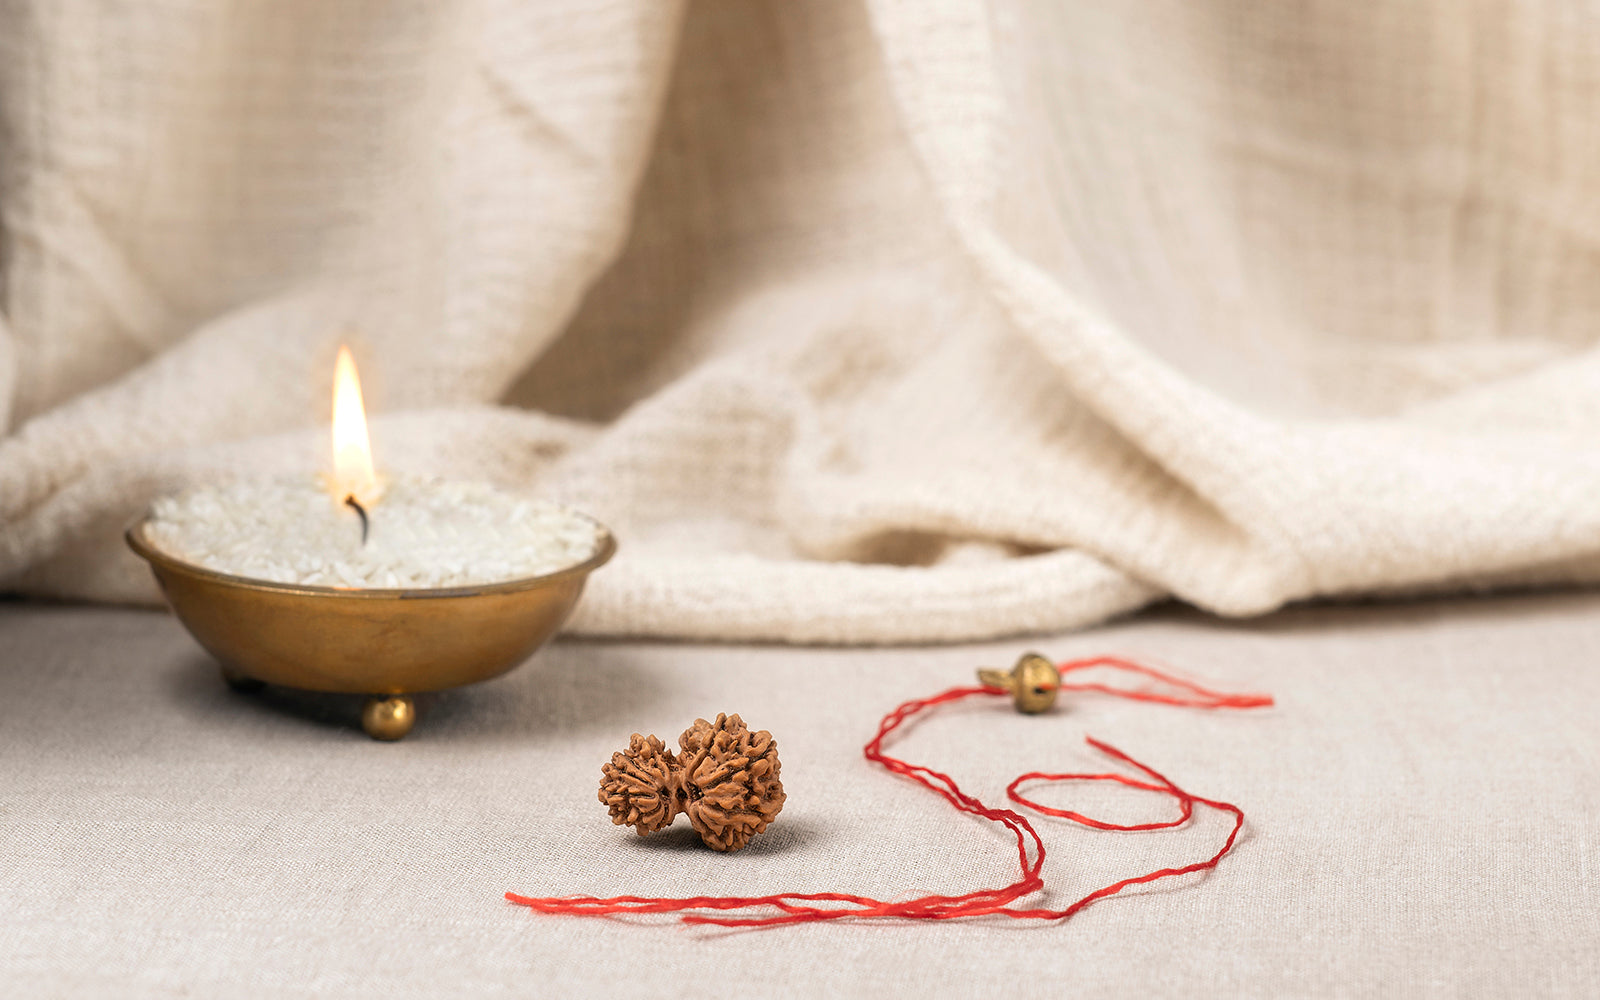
[126,512,615,741]
[362,695,416,741]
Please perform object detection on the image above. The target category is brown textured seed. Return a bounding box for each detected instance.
[599,733,679,836]
[596,714,786,852]
[678,714,787,852]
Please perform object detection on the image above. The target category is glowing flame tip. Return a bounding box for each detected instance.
[331,344,378,505]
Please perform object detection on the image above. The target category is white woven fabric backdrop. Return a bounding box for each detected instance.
[5,0,1600,642]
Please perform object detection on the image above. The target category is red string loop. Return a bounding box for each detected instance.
[506,656,1272,927]
[1006,770,1194,831]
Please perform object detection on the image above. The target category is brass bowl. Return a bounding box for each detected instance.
[126,514,615,740]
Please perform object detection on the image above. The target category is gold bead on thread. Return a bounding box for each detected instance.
[976,652,1060,713]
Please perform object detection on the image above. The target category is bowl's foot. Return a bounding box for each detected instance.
[220,666,265,694]
[362,695,416,741]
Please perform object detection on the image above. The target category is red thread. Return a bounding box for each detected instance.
[506,655,1272,927]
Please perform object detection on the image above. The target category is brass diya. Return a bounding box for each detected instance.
[126,516,615,740]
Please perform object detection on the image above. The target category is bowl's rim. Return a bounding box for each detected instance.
[126,506,617,600]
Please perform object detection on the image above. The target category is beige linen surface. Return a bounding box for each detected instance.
[9,1,1600,641]
[2,592,1598,997]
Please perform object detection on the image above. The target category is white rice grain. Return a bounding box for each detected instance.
[144,477,604,589]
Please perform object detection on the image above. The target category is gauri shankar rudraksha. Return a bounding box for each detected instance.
[598,713,786,852]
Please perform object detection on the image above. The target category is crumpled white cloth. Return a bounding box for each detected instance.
[5,0,1600,642]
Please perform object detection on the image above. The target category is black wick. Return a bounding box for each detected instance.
[343,495,369,545]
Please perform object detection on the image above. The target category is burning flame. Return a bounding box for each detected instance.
[331,345,380,506]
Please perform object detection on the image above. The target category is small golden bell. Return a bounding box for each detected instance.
[976,652,1060,713]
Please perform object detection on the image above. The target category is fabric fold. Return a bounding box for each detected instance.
[6,0,1600,642]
